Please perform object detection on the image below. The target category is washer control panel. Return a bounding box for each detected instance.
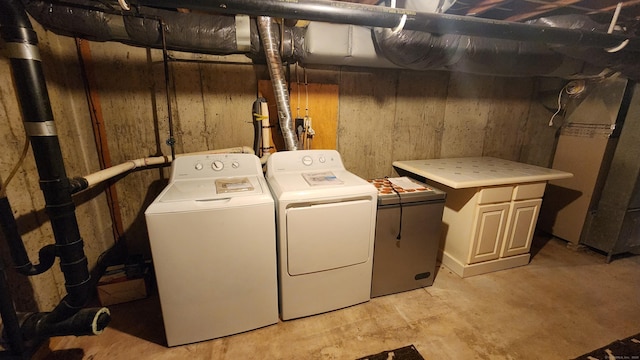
[170,153,262,181]
[266,150,345,176]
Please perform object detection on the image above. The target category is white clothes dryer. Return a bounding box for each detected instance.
[145,153,278,346]
[266,150,377,320]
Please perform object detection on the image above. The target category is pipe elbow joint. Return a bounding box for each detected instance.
[14,244,56,276]
[69,177,89,194]
[21,307,111,340]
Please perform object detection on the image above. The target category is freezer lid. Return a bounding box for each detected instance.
[369,177,446,205]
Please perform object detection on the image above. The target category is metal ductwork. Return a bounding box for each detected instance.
[257,16,299,151]
[0,0,111,356]
[16,0,640,80]
[371,21,603,78]
[24,1,250,55]
[130,0,639,51]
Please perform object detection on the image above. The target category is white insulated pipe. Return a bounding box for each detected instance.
[83,146,254,187]
[260,101,272,157]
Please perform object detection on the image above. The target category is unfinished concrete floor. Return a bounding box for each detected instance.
[42,235,640,359]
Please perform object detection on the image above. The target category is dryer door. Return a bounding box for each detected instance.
[286,199,373,276]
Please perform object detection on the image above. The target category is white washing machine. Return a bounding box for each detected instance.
[266,150,377,320]
[145,153,278,346]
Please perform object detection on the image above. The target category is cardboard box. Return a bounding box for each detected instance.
[97,267,147,306]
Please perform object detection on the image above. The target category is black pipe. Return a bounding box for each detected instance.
[0,253,24,356]
[0,0,110,337]
[20,307,111,339]
[0,196,56,276]
[133,0,640,52]
[252,98,264,157]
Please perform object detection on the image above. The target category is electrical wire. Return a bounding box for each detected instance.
[386,176,403,240]
[0,138,30,198]
[548,84,568,127]
[295,64,301,119]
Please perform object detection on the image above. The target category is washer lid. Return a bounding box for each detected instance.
[158,176,264,202]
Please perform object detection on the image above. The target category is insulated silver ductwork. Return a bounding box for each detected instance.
[24,1,251,55]
[528,15,640,81]
[18,0,640,80]
[371,23,602,78]
[257,16,299,151]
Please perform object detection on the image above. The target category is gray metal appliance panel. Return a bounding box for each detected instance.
[371,200,444,297]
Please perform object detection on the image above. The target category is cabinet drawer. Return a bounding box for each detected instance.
[512,182,546,201]
[477,186,513,204]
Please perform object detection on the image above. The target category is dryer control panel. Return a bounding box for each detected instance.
[266,150,345,176]
[170,153,263,181]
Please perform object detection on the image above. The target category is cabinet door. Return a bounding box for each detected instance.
[469,203,510,264]
[501,199,542,258]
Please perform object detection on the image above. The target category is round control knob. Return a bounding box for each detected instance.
[194,163,204,170]
[231,161,240,169]
[302,156,313,166]
[211,160,224,171]
[318,156,326,163]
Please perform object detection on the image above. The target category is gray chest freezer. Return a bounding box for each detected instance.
[370,178,446,297]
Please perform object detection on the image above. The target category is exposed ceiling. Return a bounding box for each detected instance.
[448,0,640,25]
[343,0,640,32]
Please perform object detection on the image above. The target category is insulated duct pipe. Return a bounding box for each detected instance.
[23,1,248,56]
[0,0,110,342]
[134,0,640,52]
[257,16,298,151]
[18,0,640,79]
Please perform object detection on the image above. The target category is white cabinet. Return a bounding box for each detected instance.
[469,203,510,264]
[435,182,546,278]
[501,199,542,258]
[393,157,572,278]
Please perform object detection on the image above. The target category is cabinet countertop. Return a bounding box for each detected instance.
[393,157,573,189]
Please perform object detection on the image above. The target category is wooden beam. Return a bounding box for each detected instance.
[505,0,582,22]
[466,0,512,16]
[587,0,640,15]
[75,38,127,247]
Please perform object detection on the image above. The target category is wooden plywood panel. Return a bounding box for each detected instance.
[289,82,339,150]
[441,73,494,158]
[393,71,449,162]
[337,70,397,179]
[258,80,338,152]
